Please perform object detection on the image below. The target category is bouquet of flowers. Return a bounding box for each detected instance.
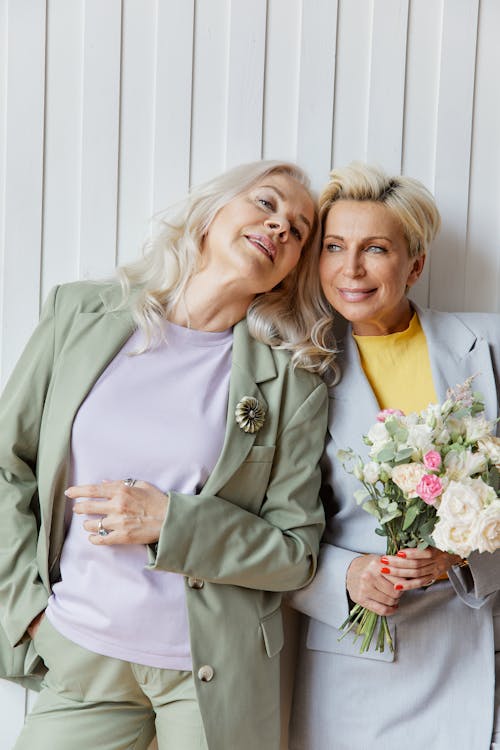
[338,377,500,654]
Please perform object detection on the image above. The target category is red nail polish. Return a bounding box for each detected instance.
[397,551,407,558]
[380,556,389,564]
[394,584,404,590]
[380,567,391,574]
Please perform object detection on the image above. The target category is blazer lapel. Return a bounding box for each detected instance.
[202,320,277,497]
[417,305,498,422]
[40,308,135,565]
[327,329,381,452]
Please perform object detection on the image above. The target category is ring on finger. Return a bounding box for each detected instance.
[123,478,136,487]
[97,518,109,537]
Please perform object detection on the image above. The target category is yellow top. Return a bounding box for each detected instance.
[353,313,438,413]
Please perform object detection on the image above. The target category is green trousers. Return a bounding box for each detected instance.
[15,617,208,750]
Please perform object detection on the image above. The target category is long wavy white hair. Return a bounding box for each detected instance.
[116,160,338,377]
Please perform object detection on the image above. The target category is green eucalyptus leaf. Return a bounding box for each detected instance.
[376,446,395,462]
[402,504,420,530]
[379,510,402,524]
[362,500,380,517]
[394,447,414,461]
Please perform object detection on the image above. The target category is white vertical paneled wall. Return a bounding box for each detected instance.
[1,0,499,746]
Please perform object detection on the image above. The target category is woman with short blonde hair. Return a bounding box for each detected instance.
[290,161,500,750]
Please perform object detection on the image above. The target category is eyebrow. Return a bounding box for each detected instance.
[323,233,394,243]
[260,185,312,232]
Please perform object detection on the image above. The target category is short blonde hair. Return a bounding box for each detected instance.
[116,160,338,376]
[319,162,441,257]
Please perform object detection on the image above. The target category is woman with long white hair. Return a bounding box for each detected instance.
[0,160,335,750]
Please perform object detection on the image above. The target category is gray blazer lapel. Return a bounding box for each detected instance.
[328,330,380,451]
[202,320,276,497]
[417,305,498,422]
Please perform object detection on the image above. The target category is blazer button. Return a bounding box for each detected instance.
[197,665,214,682]
[187,577,204,589]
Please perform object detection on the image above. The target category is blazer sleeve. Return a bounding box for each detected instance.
[149,382,328,592]
[0,287,59,646]
[287,541,357,627]
[448,550,500,609]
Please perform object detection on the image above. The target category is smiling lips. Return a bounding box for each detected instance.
[245,234,277,263]
[337,287,377,302]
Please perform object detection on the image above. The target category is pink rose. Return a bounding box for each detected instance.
[416,474,443,505]
[423,450,442,470]
[377,408,405,422]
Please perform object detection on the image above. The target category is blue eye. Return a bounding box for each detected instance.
[324,243,342,253]
[258,197,274,210]
[366,245,387,254]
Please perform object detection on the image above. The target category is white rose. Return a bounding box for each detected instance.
[391,463,427,498]
[471,476,497,506]
[477,436,500,468]
[406,424,434,458]
[424,403,441,428]
[470,502,500,553]
[437,479,483,526]
[432,517,473,557]
[464,415,494,443]
[367,422,390,447]
[434,428,451,446]
[404,413,419,426]
[444,450,488,481]
[362,461,380,484]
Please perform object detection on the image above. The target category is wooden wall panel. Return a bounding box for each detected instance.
[403,0,442,309]
[366,0,408,172]
[41,0,83,299]
[1,0,46,381]
[464,0,500,312]
[296,0,338,189]
[190,0,229,185]
[116,0,157,265]
[225,0,267,167]
[429,0,479,311]
[262,0,301,163]
[331,0,371,166]
[151,0,194,211]
[78,0,122,279]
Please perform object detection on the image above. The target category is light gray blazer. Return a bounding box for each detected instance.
[290,305,500,749]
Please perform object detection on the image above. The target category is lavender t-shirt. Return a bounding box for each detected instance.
[46,320,233,669]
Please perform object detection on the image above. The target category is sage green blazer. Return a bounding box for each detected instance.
[0,282,327,750]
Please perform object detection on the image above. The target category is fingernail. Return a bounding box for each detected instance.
[397,551,407,558]
[64,490,71,497]
[394,584,404,591]
[380,567,391,574]
[380,556,389,564]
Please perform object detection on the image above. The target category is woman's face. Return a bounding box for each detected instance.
[319,200,425,336]
[201,173,315,295]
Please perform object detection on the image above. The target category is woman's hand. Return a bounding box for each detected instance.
[378,546,462,592]
[65,480,169,546]
[346,554,403,616]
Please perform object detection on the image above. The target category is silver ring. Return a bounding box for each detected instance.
[97,518,109,537]
[123,478,136,487]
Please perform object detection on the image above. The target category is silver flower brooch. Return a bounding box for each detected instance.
[235,396,266,434]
